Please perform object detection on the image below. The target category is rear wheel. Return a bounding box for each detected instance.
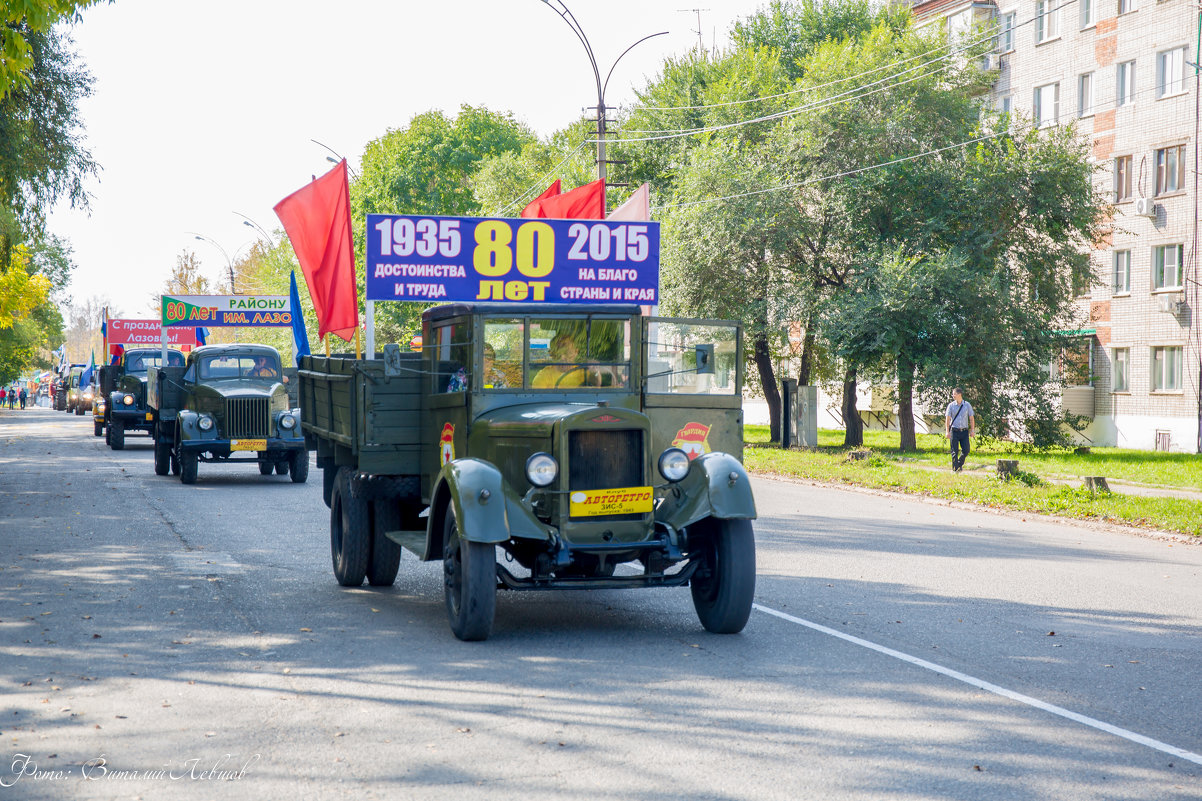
[366,500,402,586]
[289,451,309,484]
[93,420,103,437]
[258,461,274,475]
[109,421,125,451]
[179,450,198,485]
[153,441,170,476]
[689,517,756,634]
[442,503,496,641]
[330,468,369,586]
[275,460,289,475]
[322,466,336,508]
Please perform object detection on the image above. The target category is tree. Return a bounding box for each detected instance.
[0,25,96,269]
[2,2,109,99]
[351,105,534,344]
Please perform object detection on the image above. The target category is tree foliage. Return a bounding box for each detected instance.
[2,1,109,99]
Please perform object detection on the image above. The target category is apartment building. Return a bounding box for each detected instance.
[915,0,1200,452]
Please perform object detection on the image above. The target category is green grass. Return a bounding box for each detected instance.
[743,426,1202,537]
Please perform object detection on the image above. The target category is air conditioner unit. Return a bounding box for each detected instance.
[1157,295,1183,315]
[1134,197,1157,218]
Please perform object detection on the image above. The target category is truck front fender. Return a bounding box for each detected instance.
[655,451,757,531]
[426,458,548,559]
[176,410,206,443]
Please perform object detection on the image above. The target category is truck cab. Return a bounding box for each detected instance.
[105,348,185,449]
[301,303,755,641]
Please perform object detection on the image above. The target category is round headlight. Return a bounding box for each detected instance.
[525,452,558,487]
[197,415,214,432]
[122,394,135,406]
[658,448,691,482]
[278,414,296,430]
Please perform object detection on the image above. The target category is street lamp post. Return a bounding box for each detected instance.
[539,0,666,212]
[190,233,236,294]
[233,211,274,247]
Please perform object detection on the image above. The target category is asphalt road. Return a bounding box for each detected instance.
[1,406,1199,800]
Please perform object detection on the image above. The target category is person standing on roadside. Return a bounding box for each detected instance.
[945,387,975,472]
[18,386,27,409]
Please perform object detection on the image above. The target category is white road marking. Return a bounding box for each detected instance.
[754,602,1202,766]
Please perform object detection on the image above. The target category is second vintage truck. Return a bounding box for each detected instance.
[298,302,757,641]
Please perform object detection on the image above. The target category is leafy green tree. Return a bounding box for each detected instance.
[2,1,108,99]
[471,120,595,217]
[0,25,96,269]
[350,104,533,343]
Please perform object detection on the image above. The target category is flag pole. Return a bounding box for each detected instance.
[324,334,330,358]
[355,327,361,360]
[366,300,375,360]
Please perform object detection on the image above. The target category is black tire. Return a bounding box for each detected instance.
[154,441,170,476]
[689,517,756,634]
[442,503,496,641]
[330,467,369,586]
[105,424,111,446]
[93,420,103,437]
[366,500,402,587]
[258,461,275,475]
[170,451,180,476]
[322,466,336,508]
[289,451,309,484]
[275,460,289,475]
[109,421,125,451]
[179,450,198,485]
[74,402,83,416]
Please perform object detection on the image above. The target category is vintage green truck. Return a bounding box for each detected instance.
[147,344,307,484]
[298,302,756,641]
[102,348,186,449]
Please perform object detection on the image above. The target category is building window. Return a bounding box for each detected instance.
[1153,244,1183,289]
[1036,0,1060,42]
[1112,348,1128,392]
[1157,47,1186,98]
[1116,61,1135,107]
[1118,0,1136,14]
[1155,145,1185,195]
[1113,250,1131,293]
[1114,155,1133,201]
[1080,0,1096,28]
[1034,82,1060,127]
[1078,72,1094,117]
[1152,346,1182,391]
[997,11,1016,52]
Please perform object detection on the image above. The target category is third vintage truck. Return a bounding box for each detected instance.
[298,302,757,641]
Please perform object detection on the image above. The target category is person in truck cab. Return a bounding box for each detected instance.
[249,355,279,378]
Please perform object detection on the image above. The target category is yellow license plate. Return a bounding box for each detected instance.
[230,439,267,452]
[569,486,653,517]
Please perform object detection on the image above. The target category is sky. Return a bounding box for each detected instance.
[46,0,769,319]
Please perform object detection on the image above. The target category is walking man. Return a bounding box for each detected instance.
[945,387,975,472]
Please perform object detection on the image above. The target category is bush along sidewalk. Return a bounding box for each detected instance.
[742,437,1202,538]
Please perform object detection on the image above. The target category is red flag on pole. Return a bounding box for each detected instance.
[521,179,561,218]
[273,160,359,342]
[523,178,605,220]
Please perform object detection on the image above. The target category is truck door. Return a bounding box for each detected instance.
[641,317,744,463]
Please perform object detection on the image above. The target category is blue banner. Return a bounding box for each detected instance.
[365,214,659,305]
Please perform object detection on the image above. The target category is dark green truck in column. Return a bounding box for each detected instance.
[298,302,756,641]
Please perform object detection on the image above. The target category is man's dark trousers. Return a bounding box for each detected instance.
[950,428,970,471]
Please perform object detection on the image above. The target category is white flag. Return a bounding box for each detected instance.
[606,183,650,222]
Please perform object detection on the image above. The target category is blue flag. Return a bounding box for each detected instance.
[80,350,96,387]
[290,270,311,367]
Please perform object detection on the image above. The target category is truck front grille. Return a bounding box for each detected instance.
[224,397,270,438]
[568,429,644,490]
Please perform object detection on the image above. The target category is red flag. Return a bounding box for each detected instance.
[524,178,605,220]
[521,179,561,218]
[273,160,359,342]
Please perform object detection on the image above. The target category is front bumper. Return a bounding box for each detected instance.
[110,407,155,429]
[179,436,306,461]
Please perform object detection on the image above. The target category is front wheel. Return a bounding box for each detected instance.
[442,503,496,641]
[289,451,309,484]
[179,450,198,485]
[330,467,369,586]
[689,517,756,634]
[109,421,125,451]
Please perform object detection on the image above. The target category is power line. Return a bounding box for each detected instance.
[493,140,590,216]
[655,131,1006,211]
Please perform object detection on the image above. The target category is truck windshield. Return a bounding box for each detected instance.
[198,354,281,380]
[126,351,185,374]
[483,316,631,390]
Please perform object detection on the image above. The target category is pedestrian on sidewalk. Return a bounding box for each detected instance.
[6,387,15,409]
[945,387,975,473]
[18,386,27,409]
